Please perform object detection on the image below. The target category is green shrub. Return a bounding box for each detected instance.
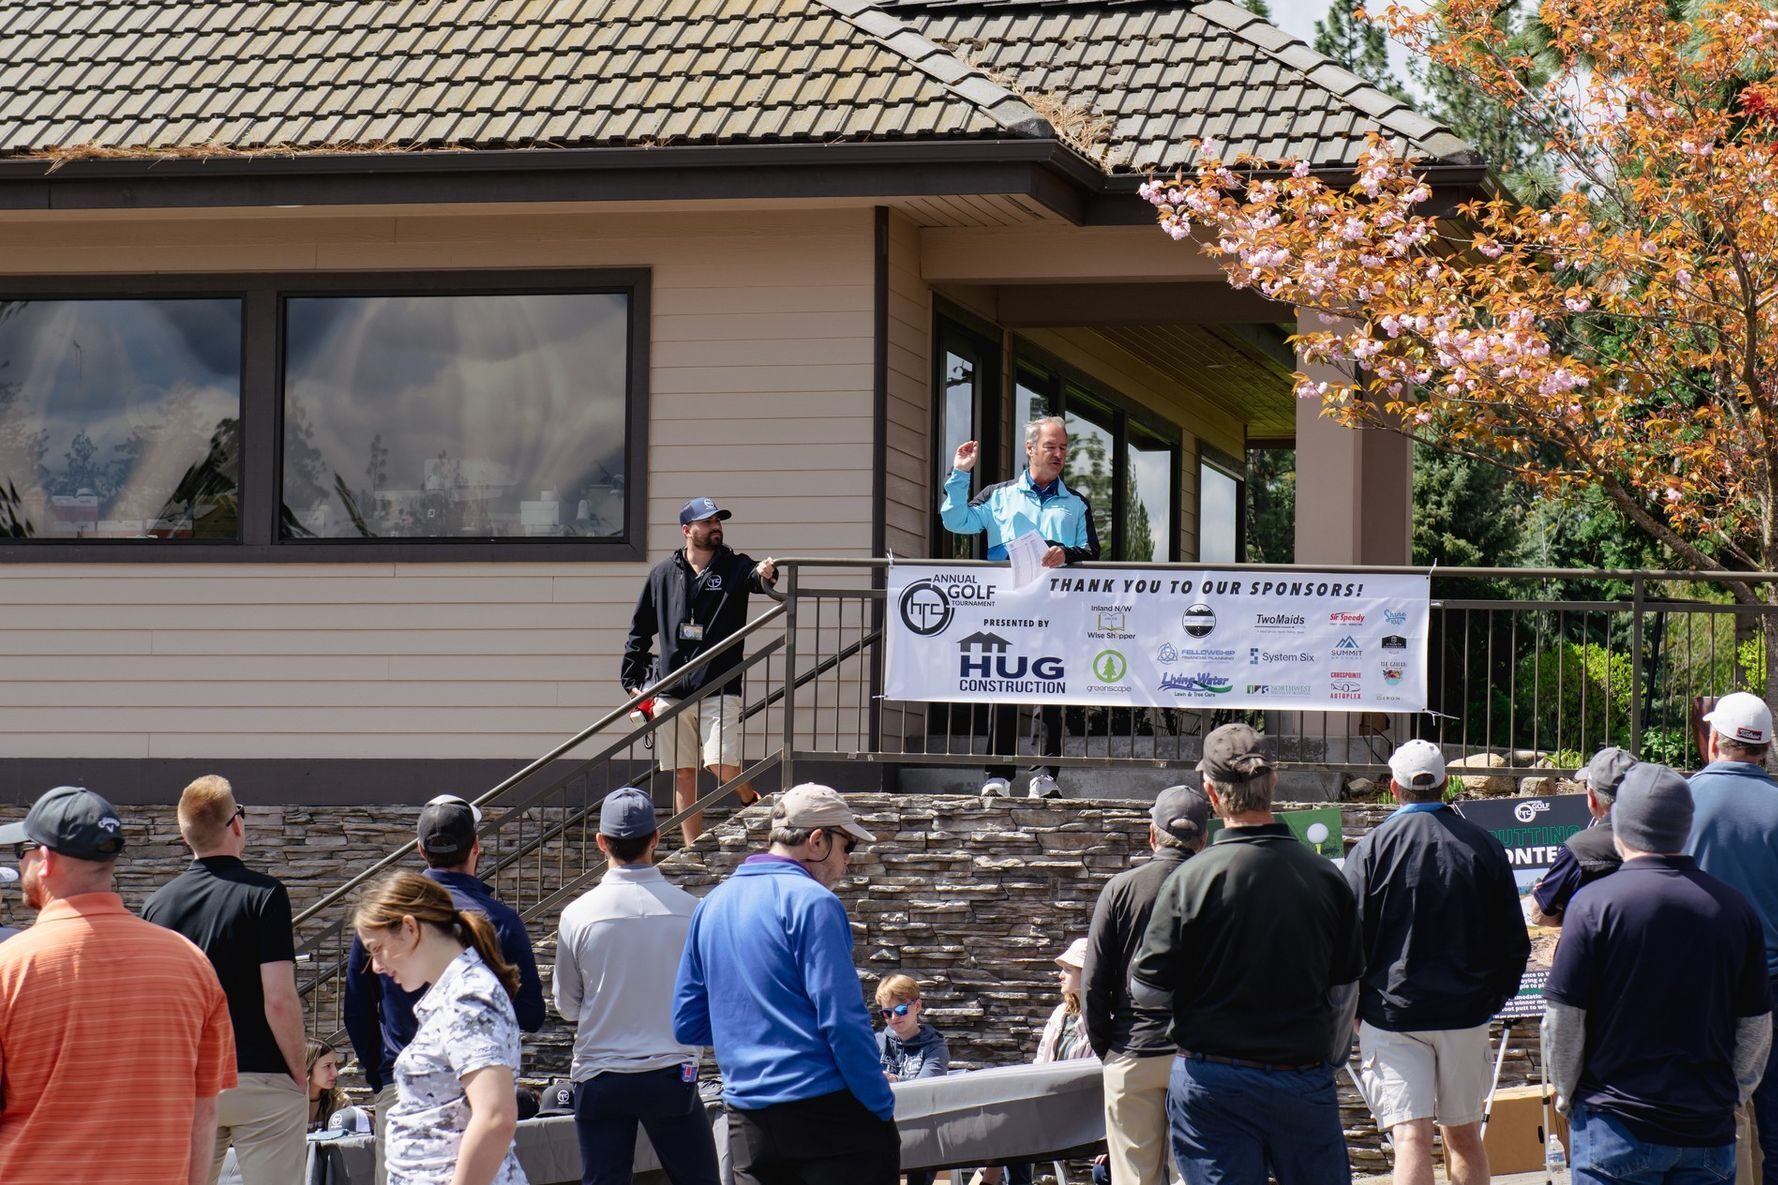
[1516,642,1633,752]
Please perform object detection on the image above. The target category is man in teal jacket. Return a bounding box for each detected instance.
[673,784,896,1185]
[939,416,1100,798]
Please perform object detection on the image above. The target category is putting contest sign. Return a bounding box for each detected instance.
[885,565,1430,712]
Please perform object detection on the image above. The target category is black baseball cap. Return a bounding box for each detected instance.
[1151,785,1210,843]
[417,795,480,857]
[1196,723,1277,783]
[0,785,125,861]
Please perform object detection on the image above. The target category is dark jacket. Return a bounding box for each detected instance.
[1083,846,1188,1058]
[877,1023,951,1081]
[1344,805,1531,1031]
[343,868,546,1090]
[1532,820,1621,919]
[622,546,771,697]
[1131,824,1362,1064]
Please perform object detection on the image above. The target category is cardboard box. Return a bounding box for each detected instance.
[1443,1085,1569,1176]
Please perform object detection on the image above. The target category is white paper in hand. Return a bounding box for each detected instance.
[1004,531,1048,588]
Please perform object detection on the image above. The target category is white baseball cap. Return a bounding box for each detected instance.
[1388,739,1447,790]
[1705,692,1774,746]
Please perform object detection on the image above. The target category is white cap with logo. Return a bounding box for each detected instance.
[776,783,875,844]
[1388,738,1447,790]
[1705,692,1774,746]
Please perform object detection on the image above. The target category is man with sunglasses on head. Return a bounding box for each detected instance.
[0,785,236,1185]
[674,784,897,1185]
[144,775,307,1185]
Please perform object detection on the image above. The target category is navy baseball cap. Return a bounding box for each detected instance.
[679,497,732,525]
[599,787,658,838]
[0,785,125,860]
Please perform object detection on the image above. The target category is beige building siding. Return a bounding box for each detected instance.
[883,211,933,560]
[0,207,881,763]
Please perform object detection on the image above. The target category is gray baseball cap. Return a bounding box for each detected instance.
[1196,723,1276,783]
[1613,763,1694,854]
[0,785,125,861]
[1152,785,1210,843]
[599,787,658,839]
[1579,747,1637,800]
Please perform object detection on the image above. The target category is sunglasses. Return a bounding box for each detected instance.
[13,840,40,861]
[879,1002,917,1019]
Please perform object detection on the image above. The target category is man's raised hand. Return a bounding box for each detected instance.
[953,441,979,472]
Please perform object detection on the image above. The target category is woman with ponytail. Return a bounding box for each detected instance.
[354,870,528,1185]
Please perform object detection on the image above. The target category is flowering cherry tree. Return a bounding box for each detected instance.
[1143,0,1778,680]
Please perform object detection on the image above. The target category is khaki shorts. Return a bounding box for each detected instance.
[1358,1020,1491,1129]
[653,694,744,772]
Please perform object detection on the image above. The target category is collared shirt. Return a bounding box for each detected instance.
[1688,761,1778,976]
[143,854,298,1075]
[939,467,1100,562]
[386,947,527,1185]
[0,892,237,1185]
[554,862,701,1080]
[1546,855,1771,1146]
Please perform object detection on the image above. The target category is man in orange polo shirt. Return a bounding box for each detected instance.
[0,786,236,1185]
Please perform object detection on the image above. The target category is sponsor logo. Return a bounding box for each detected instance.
[1180,647,1237,661]
[1328,611,1365,625]
[1182,603,1218,638]
[898,580,954,637]
[1330,670,1361,679]
[1092,607,1133,635]
[1381,665,1404,686]
[1514,799,1551,824]
[1330,680,1362,693]
[1383,609,1409,626]
[1254,612,1307,633]
[1253,650,1315,665]
[1247,683,1312,696]
[1334,636,1361,652]
[706,574,724,590]
[1092,650,1129,684]
[1382,635,1408,650]
[956,632,1066,691]
[1156,643,1179,665]
[1160,672,1234,697]
[1738,725,1765,742]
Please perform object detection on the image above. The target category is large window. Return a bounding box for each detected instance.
[0,272,648,560]
[1011,355,1180,562]
[0,298,242,540]
[932,316,1001,558]
[1199,450,1246,564]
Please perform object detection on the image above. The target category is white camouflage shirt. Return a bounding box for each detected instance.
[385,947,528,1185]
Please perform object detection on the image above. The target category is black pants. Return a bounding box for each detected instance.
[986,703,1063,781]
[728,1090,899,1185]
[574,1066,721,1185]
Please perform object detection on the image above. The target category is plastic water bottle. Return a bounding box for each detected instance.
[1545,1132,1567,1170]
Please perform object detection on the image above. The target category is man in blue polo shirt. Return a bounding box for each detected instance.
[940,416,1100,799]
[1687,692,1778,1182]
[1546,763,1773,1185]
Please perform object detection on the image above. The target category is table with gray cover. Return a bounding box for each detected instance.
[311,1059,1107,1184]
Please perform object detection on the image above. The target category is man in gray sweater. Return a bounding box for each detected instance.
[1084,784,1210,1185]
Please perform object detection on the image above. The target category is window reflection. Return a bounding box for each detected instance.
[281,293,629,540]
[1063,392,1116,550]
[1126,427,1173,562]
[1200,462,1241,563]
[0,298,241,540]
[942,351,977,560]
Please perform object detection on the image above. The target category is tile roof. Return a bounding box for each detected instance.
[0,0,1473,174]
[900,0,1476,170]
[0,0,1051,157]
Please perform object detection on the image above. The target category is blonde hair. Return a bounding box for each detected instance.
[352,871,521,1000]
[177,775,237,850]
[304,1039,349,1127]
[876,973,921,1007]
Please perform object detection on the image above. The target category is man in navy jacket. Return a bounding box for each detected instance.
[673,784,895,1185]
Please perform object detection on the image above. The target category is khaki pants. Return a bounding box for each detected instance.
[1738,1101,1765,1185]
[372,1084,400,1185]
[1102,1052,1174,1185]
[208,1072,307,1185]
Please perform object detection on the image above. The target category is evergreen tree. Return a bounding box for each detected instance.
[1312,0,1408,102]
[1242,0,1274,18]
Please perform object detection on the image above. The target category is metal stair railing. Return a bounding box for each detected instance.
[293,601,789,1040]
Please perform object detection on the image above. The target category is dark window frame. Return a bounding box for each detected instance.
[0,268,650,563]
[930,308,1003,558]
[1198,443,1248,564]
[1009,343,1182,563]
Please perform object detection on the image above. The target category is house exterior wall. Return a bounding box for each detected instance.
[0,206,880,797]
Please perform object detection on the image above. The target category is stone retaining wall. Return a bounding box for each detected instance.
[13,795,1544,1174]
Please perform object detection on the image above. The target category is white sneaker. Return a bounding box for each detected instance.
[980,777,1011,798]
[1027,774,1061,799]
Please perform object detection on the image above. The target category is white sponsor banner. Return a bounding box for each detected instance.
[886,565,1430,712]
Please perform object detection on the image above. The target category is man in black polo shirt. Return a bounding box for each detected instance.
[1530,746,1636,926]
[144,775,306,1185]
[1083,784,1209,1185]
[1344,739,1528,1185]
[1130,724,1362,1185]
[1546,763,1773,1184]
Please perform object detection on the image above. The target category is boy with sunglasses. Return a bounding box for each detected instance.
[876,974,951,1085]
